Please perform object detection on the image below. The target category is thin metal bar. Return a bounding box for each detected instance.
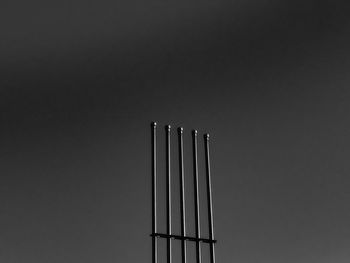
[150,233,217,244]
[192,130,202,263]
[178,127,187,263]
[165,125,172,263]
[204,134,216,263]
[151,122,158,263]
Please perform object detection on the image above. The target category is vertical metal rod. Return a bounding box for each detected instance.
[204,134,216,263]
[192,130,202,263]
[165,125,172,263]
[151,122,158,263]
[178,127,187,263]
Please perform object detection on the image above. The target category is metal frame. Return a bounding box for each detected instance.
[151,122,217,263]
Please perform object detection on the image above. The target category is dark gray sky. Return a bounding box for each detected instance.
[1,0,350,262]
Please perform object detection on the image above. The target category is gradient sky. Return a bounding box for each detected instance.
[1,1,350,262]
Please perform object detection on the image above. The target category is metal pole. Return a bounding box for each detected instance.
[178,127,187,263]
[204,134,216,263]
[166,125,172,263]
[151,122,158,263]
[192,130,202,263]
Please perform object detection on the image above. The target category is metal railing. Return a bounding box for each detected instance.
[151,122,217,263]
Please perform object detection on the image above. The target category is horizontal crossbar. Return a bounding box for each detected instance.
[151,233,217,244]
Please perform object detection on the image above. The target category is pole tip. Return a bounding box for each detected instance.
[151,122,157,127]
[165,124,171,131]
[204,133,210,140]
[192,130,198,136]
[178,127,184,133]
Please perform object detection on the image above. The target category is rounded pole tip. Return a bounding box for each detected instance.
[165,124,171,131]
[151,121,157,127]
[178,127,184,133]
[204,133,210,140]
[192,129,198,136]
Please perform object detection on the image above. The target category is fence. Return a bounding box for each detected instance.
[150,122,217,263]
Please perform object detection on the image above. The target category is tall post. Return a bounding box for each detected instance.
[178,127,187,263]
[166,125,172,263]
[204,134,216,263]
[192,130,202,263]
[151,122,158,263]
